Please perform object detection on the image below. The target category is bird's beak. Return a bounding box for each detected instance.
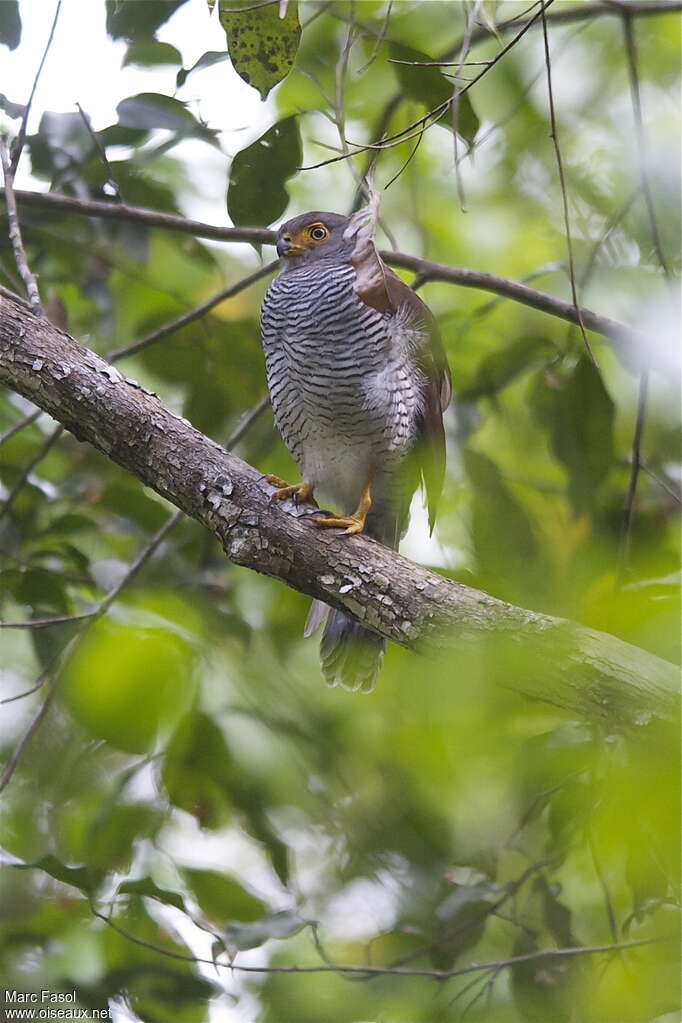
[277,234,302,257]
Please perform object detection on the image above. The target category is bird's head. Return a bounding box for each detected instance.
[275,212,352,266]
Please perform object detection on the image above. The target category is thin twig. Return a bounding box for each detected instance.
[539,2,596,366]
[356,0,394,74]
[107,262,277,360]
[0,513,180,795]
[452,0,483,212]
[302,1,555,171]
[0,424,63,521]
[618,13,674,573]
[0,408,42,447]
[9,0,62,174]
[621,13,673,284]
[76,103,123,202]
[619,370,649,574]
[0,610,97,631]
[87,906,664,980]
[0,394,271,774]
[640,460,681,505]
[0,137,44,316]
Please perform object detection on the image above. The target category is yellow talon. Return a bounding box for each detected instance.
[265,475,317,506]
[314,479,372,535]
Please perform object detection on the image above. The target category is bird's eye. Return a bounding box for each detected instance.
[309,225,328,241]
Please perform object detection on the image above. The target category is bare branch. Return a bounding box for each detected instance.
[539,2,595,365]
[9,0,62,174]
[0,138,44,316]
[0,293,678,732]
[88,903,667,981]
[0,189,644,347]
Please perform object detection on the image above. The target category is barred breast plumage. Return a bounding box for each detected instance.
[259,209,451,692]
[261,260,421,544]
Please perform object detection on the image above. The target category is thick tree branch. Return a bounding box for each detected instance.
[0,188,645,348]
[0,294,677,727]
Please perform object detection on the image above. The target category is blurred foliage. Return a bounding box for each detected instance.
[0,1,680,1021]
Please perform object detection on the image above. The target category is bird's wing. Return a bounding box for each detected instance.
[343,202,451,532]
[384,270,452,533]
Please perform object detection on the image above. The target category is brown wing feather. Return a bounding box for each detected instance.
[344,212,451,533]
[384,270,452,534]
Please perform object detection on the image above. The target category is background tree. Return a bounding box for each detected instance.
[0,2,680,1022]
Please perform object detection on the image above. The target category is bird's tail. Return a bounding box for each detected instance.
[304,600,385,693]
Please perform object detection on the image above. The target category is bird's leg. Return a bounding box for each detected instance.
[264,475,317,506]
[313,479,372,536]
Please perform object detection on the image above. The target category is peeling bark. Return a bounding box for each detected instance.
[0,293,678,728]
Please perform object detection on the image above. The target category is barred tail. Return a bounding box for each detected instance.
[305,600,385,693]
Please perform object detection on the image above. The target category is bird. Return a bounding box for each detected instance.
[260,206,451,692]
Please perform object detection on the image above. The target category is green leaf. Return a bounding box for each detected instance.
[87,804,163,871]
[105,0,188,41]
[459,336,556,400]
[162,711,235,828]
[0,1,21,49]
[0,92,25,119]
[123,40,182,67]
[227,116,301,227]
[463,449,543,602]
[116,93,218,144]
[16,567,70,614]
[390,43,479,146]
[183,868,267,925]
[224,909,307,952]
[530,357,615,514]
[219,0,301,100]
[118,877,188,914]
[63,618,197,754]
[12,854,103,896]
[176,50,230,88]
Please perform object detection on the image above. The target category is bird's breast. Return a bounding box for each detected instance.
[261,262,422,507]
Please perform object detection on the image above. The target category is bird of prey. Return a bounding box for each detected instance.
[260,204,451,691]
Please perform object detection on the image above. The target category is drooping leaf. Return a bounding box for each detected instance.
[105,0,189,41]
[116,93,218,145]
[12,854,103,896]
[161,711,236,829]
[431,881,495,969]
[390,43,479,146]
[118,877,188,914]
[0,1,21,49]
[87,804,164,871]
[464,449,544,602]
[459,336,556,400]
[0,92,25,119]
[176,50,229,88]
[227,116,301,227]
[183,868,267,925]
[219,0,301,100]
[27,111,92,187]
[123,40,182,67]
[224,909,308,952]
[530,357,615,514]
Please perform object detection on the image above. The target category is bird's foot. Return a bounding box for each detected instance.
[312,480,372,536]
[313,512,366,536]
[264,475,317,507]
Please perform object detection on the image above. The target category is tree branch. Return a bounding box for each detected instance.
[0,189,646,348]
[0,293,677,728]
